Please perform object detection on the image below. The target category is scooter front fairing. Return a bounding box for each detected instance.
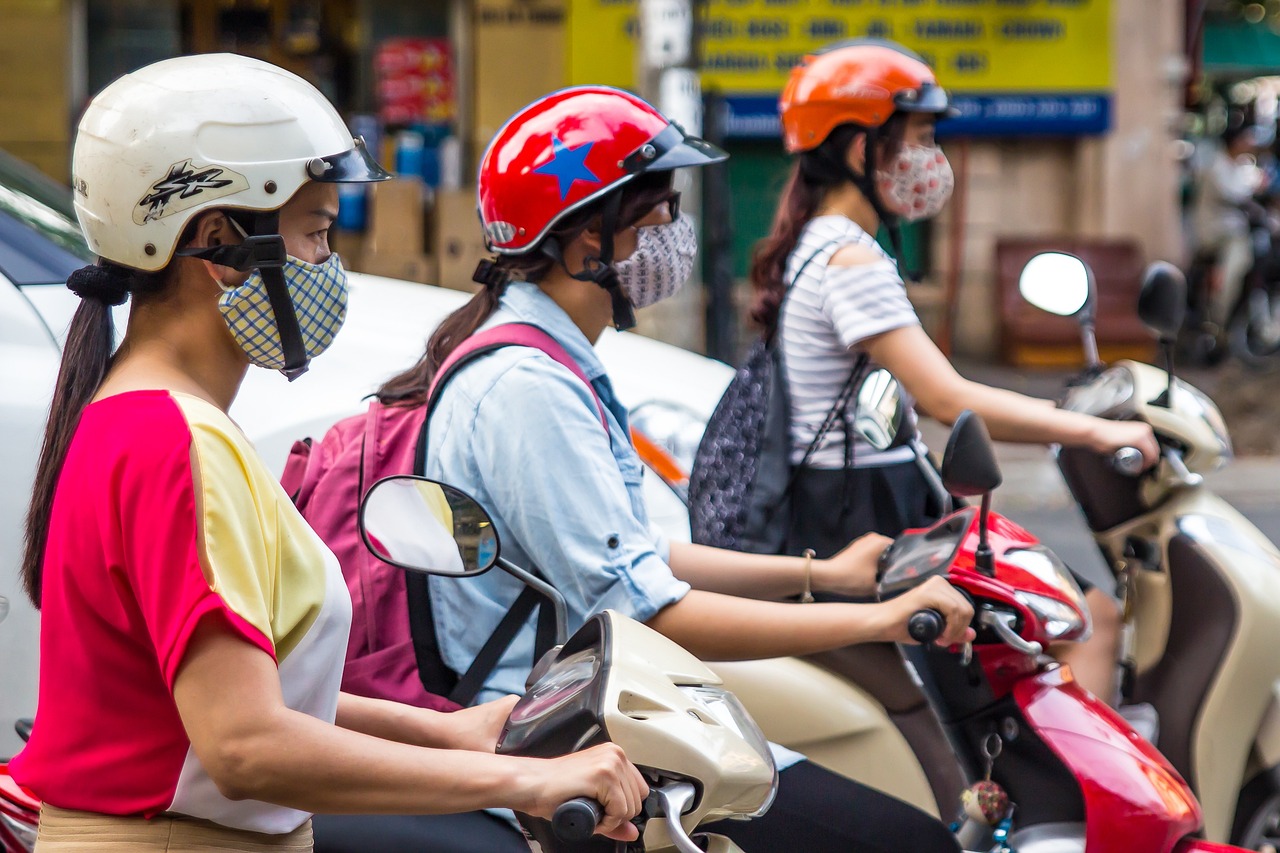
[1014,666,1201,853]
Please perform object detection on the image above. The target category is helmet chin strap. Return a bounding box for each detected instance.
[541,190,637,331]
[178,210,310,379]
[841,128,916,283]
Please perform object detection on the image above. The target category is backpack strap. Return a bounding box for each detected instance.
[409,322,609,706]
[426,322,608,435]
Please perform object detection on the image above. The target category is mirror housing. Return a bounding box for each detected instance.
[1137,261,1187,343]
[1018,252,1094,321]
[940,411,1002,498]
[854,369,906,453]
[359,476,499,577]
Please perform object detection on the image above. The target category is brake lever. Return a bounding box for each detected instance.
[649,782,701,853]
[979,608,1043,656]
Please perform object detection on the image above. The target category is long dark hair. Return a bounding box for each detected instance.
[21,238,194,606]
[377,172,675,407]
[748,115,907,334]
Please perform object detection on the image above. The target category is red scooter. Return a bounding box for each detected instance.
[887,410,1247,853]
[0,595,37,853]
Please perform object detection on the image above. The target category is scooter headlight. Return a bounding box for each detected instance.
[679,686,778,816]
[1060,366,1136,418]
[1015,590,1090,642]
[1171,380,1233,462]
[1002,546,1092,641]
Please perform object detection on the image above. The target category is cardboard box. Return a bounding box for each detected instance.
[358,252,439,285]
[366,177,428,255]
[330,229,368,270]
[433,187,489,292]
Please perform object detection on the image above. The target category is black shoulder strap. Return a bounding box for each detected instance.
[448,584,543,706]
[406,328,572,705]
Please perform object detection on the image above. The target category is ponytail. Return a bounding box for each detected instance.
[748,115,909,335]
[22,262,171,607]
[24,266,128,606]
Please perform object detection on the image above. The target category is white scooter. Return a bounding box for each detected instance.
[1020,251,1280,849]
[358,475,777,852]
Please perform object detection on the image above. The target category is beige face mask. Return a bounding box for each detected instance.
[613,213,698,309]
[876,144,955,221]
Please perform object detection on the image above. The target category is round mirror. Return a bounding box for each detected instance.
[854,369,906,452]
[1018,252,1092,318]
[360,476,499,576]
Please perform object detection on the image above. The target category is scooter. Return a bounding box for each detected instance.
[881,407,1249,853]
[1020,251,1280,849]
[1182,201,1280,369]
[0,597,38,853]
[358,475,778,852]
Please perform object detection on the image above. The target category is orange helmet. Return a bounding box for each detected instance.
[780,40,951,153]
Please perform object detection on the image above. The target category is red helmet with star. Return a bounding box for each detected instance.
[477,86,726,255]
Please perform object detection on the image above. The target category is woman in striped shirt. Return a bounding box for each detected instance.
[749,39,1159,703]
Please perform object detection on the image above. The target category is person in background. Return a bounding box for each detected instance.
[12,55,645,852]
[751,39,1159,704]
[1192,122,1265,330]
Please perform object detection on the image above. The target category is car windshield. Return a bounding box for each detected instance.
[0,148,93,285]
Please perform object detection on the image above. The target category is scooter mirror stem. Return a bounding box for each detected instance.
[975,493,995,576]
[497,557,568,645]
[1150,339,1177,408]
[1080,320,1101,374]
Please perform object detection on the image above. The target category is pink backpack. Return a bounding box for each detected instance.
[281,323,606,710]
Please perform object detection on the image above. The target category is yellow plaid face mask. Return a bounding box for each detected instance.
[218,253,349,372]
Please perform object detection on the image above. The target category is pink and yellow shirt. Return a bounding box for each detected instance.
[11,390,352,834]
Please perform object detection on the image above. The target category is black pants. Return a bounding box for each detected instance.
[312,761,958,853]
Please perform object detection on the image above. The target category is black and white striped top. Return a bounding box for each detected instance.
[779,215,920,469]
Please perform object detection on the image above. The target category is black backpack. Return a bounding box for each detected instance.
[689,241,864,553]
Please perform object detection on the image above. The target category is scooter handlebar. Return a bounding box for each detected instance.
[552,797,603,842]
[1112,446,1144,476]
[907,609,945,644]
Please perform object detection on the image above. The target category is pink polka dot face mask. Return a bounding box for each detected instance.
[876,144,955,222]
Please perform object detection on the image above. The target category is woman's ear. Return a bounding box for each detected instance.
[185,211,246,288]
[845,134,868,176]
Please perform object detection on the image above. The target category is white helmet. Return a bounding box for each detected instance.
[72,53,388,271]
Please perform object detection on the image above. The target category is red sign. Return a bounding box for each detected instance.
[374,37,455,125]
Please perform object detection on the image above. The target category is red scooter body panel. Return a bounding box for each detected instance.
[1015,666,1202,853]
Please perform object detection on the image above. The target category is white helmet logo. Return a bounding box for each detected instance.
[134,159,249,225]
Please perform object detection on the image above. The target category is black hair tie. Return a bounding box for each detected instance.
[67,263,131,306]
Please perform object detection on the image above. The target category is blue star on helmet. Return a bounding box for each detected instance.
[533,137,600,200]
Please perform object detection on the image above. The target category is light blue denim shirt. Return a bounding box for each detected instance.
[422,281,692,703]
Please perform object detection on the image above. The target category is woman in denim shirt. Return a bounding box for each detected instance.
[375,88,973,852]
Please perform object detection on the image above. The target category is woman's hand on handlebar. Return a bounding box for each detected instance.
[882,576,975,647]
[521,743,648,841]
[817,533,894,597]
[1090,420,1159,469]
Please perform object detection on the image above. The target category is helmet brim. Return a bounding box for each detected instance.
[622,124,728,174]
[893,84,955,118]
[306,137,393,183]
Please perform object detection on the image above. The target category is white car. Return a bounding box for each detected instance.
[0,150,731,756]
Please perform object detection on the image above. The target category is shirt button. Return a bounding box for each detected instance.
[607,535,620,549]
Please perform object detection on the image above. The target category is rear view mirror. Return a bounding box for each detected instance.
[1137,262,1187,342]
[940,411,1002,498]
[359,476,499,577]
[1018,252,1094,319]
[854,369,906,453]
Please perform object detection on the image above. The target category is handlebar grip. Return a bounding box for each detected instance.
[908,609,945,644]
[1112,446,1144,476]
[552,797,603,842]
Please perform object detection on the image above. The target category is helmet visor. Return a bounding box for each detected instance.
[621,124,728,175]
[305,137,393,183]
[894,83,955,117]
